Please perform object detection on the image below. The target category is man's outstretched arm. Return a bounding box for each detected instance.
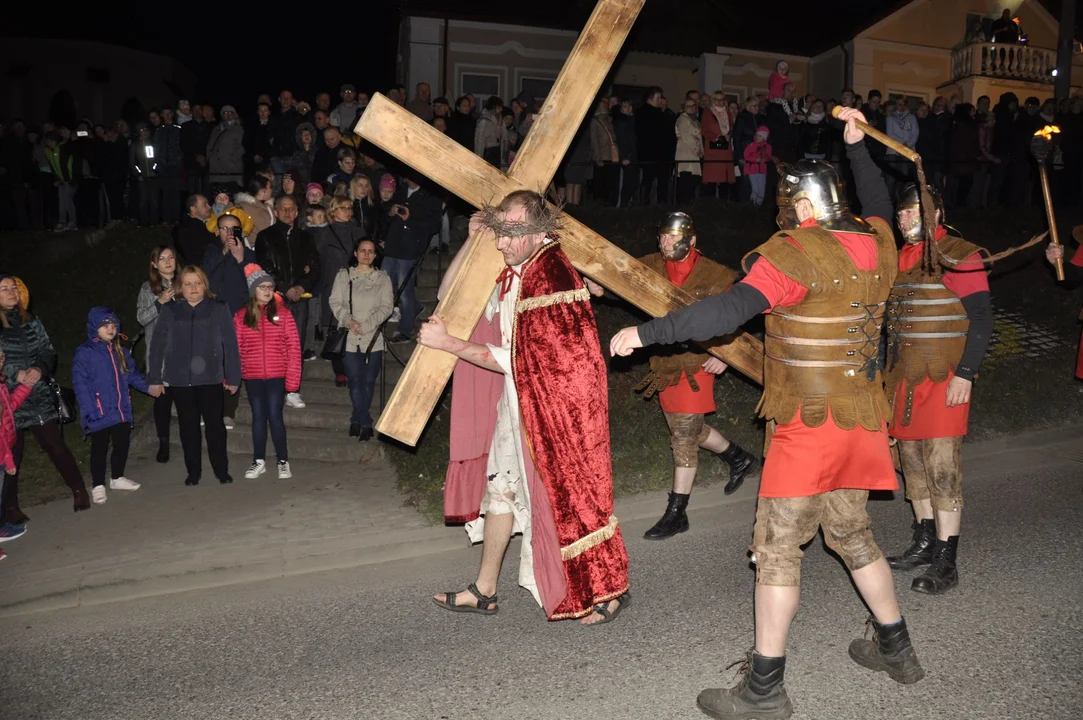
[611,284,770,356]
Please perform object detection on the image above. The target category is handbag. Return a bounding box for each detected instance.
[51,381,76,425]
[320,277,353,360]
[709,137,729,151]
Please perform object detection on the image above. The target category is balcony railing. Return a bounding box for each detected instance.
[950,42,1055,84]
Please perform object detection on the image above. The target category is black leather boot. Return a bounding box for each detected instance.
[156,437,170,464]
[912,536,959,594]
[886,519,936,570]
[717,443,757,495]
[848,616,925,684]
[696,651,792,720]
[643,492,689,540]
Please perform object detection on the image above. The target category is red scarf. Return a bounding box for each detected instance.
[496,265,520,301]
[664,249,700,287]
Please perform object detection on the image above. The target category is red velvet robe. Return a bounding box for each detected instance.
[513,242,629,620]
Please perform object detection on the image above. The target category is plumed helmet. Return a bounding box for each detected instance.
[775,160,872,234]
[896,182,944,242]
[657,211,696,261]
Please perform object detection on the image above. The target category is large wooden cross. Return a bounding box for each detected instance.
[356,0,765,446]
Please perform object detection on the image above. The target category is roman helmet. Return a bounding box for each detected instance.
[896,182,944,243]
[657,211,696,261]
[775,160,872,234]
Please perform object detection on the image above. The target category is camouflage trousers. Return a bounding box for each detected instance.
[898,437,964,513]
[663,412,713,468]
[750,489,884,587]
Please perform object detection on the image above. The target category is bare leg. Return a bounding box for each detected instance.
[432,510,514,607]
[935,509,961,540]
[700,426,730,454]
[754,585,801,656]
[851,558,902,625]
[911,497,934,522]
[673,466,696,494]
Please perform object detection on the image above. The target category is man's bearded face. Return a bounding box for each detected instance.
[659,232,693,261]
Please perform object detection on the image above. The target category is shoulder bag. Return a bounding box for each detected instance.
[321,275,353,360]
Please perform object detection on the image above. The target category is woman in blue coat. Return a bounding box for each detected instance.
[72,307,160,505]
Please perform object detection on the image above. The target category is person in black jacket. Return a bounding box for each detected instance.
[244,103,275,176]
[733,97,763,203]
[148,265,241,486]
[270,90,302,176]
[0,275,91,519]
[255,196,320,365]
[636,87,670,206]
[382,177,444,342]
[200,212,254,427]
[447,96,477,151]
[174,194,215,265]
[613,99,639,207]
[180,106,213,197]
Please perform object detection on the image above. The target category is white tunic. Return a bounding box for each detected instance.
[463,258,541,606]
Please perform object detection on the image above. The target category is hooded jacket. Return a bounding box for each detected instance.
[290,122,318,187]
[0,381,31,473]
[71,307,149,435]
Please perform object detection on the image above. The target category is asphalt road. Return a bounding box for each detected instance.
[2,455,1081,720]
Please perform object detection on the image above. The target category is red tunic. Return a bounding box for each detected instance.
[889,227,989,440]
[1073,246,1083,380]
[741,217,897,498]
[658,251,716,415]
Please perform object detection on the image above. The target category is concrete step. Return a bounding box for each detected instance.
[236,401,356,432]
[295,378,355,406]
[302,350,413,384]
[166,424,382,463]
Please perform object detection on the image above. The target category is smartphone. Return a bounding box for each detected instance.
[76,130,89,138]
[230,226,243,241]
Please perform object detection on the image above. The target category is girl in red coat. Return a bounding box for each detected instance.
[0,350,34,550]
[234,265,302,480]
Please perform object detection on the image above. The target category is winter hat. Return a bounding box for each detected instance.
[244,264,274,296]
[379,174,396,192]
[221,105,237,116]
[306,183,324,195]
[755,125,770,137]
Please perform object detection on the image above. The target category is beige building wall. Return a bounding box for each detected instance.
[715,47,810,101]
[611,52,697,103]
[809,46,848,102]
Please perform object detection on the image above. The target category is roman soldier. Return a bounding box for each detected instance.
[1044,225,1083,380]
[635,212,758,540]
[884,183,992,596]
[611,109,924,720]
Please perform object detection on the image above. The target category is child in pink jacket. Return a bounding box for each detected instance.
[742,126,773,205]
[768,61,790,101]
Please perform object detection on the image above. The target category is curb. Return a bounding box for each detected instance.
[4,422,1079,618]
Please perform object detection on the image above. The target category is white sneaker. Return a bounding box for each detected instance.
[245,460,266,479]
[277,460,292,479]
[91,486,107,504]
[224,417,235,430]
[390,307,401,323]
[109,477,141,491]
[285,392,306,409]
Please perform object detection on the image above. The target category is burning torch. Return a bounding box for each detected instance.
[1031,125,1062,281]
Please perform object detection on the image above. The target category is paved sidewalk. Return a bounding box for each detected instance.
[1,423,1080,617]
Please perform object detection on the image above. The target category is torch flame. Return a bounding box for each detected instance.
[1034,125,1061,140]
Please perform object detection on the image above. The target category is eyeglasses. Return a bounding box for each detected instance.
[257,283,275,292]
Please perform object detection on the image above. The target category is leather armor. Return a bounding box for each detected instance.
[741,220,897,431]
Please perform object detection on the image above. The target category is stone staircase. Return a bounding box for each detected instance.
[162,225,465,467]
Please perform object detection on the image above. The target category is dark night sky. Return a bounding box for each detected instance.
[5,6,400,112]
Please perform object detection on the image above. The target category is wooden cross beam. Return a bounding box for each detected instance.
[356,0,765,446]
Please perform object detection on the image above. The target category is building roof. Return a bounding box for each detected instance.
[397,0,908,58]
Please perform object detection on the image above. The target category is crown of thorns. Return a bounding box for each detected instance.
[477,200,564,237]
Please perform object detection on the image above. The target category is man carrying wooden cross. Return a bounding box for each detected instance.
[419,189,630,626]
[611,108,925,718]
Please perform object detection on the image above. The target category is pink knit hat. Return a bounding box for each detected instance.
[379,174,396,191]
[756,125,770,136]
[306,183,323,195]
